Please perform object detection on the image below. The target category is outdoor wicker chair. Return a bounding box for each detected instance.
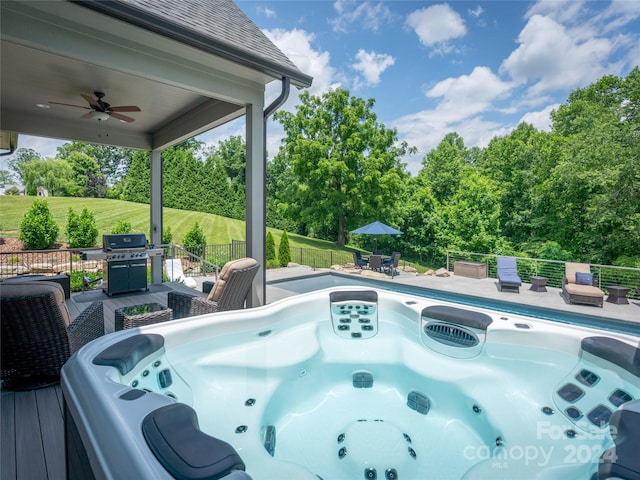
[562,262,604,308]
[1,280,104,390]
[168,257,259,319]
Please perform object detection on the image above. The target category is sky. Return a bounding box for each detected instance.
[6,0,640,175]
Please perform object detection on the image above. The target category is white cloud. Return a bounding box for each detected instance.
[391,67,513,173]
[426,66,513,121]
[330,0,394,33]
[351,49,395,88]
[525,0,588,24]
[468,5,484,18]
[256,6,276,19]
[519,103,558,131]
[263,28,338,97]
[500,15,612,97]
[406,4,466,54]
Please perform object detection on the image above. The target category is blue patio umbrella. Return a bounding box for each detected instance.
[350,221,403,235]
[350,221,403,250]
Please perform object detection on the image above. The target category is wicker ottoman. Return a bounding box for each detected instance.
[115,303,173,331]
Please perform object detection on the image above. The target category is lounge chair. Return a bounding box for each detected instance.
[1,280,104,390]
[352,251,368,269]
[562,262,604,308]
[164,258,197,288]
[168,257,259,319]
[497,256,522,293]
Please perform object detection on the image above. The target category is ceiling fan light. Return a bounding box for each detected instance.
[91,111,110,121]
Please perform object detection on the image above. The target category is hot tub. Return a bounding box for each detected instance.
[62,288,640,480]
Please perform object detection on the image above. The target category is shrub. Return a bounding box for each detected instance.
[19,199,59,249]
[111,220,132,234]
[266,231,276,263]
[162,225,173,245]
[183,222,206,246]
[278,230,291,267]
[65,207,98,248]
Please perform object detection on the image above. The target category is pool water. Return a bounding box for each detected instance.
[269,272,639,335]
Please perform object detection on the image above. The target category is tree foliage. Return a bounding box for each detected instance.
[273,89,412,246]
[278,230,291,267]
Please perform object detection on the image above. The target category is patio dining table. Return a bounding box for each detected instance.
[362,254,391,262]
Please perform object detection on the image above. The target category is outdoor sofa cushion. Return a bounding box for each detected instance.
[1,280,71,326]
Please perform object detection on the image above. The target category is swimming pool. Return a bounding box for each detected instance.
[62,287,640,480]
[269,272,639,335]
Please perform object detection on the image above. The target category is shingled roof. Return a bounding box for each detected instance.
[74,0,312,88]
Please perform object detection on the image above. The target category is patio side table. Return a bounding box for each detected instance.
[529,276,548,292]
[605,286,630,305]
[115,302,173,331]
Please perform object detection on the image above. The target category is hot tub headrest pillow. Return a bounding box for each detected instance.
[142,403,247,480]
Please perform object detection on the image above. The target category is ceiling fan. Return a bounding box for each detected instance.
[49,91,141,123]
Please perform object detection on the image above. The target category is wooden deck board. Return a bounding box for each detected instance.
[1,390,17,480]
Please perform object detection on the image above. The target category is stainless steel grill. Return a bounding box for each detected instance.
[80,234,162,296]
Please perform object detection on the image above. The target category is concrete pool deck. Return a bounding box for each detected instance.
[248,265,640,328]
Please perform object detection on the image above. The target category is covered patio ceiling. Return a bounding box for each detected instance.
[0,0,312,305]
[1,1,310,150]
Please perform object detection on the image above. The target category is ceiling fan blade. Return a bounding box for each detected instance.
[49,101,91,110]
[81,94,101,109]
[80,112,94,119]
[109,106,141,112]
[109,112,136,123]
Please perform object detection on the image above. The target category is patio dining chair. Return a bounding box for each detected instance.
[1,280,104,390]
[168,257,259,319]
[368,255,383,272]
[383,252,401,276]
[352,251,368,269]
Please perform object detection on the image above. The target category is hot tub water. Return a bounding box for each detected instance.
[63,288,640,480]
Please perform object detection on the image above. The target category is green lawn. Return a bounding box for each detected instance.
[0,195,352,253]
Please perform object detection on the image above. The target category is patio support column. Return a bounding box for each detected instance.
[150,148,163,285]
[245,102,265,307]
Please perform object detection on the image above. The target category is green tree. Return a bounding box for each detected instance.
[64,151,107,197]
[120,151,150,203]
[7,148,41,183]
[278,230,291,267]
[65,207,98,248]
[438,173,510,255]
[20,158,73,196]
[56,142,134,185]
[0,169,15,187]
[265,231,277,266]
[19,199,59,249]
[274,89,412,246]
[416,132,472,204]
